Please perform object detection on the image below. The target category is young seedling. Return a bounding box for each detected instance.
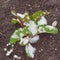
[4,10,58,58]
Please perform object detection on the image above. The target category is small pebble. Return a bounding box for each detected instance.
[38,50,41,52]
[11,45,14,47]
[53,14,56,16]
[28,4,31,7]
[13,55,18,58]
[6,43,10,46]
[6,49,13,56]
[18,56,21,59]
[13,55,21,59]
[55,48,57,51]
[38,49,43,52]
[41,49,43,51]
[4,48,7,51]
[52,21,57,27]
[6,51,11,56]
[56,8,58,11]
[30,7,32,9]
[50,35,52,38]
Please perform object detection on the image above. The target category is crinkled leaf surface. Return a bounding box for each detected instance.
[10,27,29,44]
[45,25,58,34]
[30,10,49,21]
[38,25,58,34]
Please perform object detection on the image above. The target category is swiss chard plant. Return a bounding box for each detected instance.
[4,10,58,58]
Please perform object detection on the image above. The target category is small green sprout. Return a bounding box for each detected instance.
[11,18,18,24]
[4,10,58,58]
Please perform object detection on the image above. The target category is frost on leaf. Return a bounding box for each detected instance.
[28,21,37,35]
[19,37,29,46]
[38,16,47,25]
[25,44,36,58]
[30,35,39,43]
[4,10,58,59]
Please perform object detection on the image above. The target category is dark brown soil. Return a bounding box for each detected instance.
[0,0,60,60]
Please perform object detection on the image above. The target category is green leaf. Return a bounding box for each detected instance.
[10,27,29,44]
[45,25,58,34]
[30,10,49,21]
[16,26,29,36]
[11,18,18,24]
[10,37,19,44]
[23,12,30,22]
[17,12,30,22]
[30,10,43,20]
[38,25,46,33]
[16,28,23,36]
[22,26,28,34]
[38,25,58,34]
[10,30,20,44]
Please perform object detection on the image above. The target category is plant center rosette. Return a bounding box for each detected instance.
[4,10,58,59]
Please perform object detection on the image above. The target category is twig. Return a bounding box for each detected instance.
[17,16,25,28]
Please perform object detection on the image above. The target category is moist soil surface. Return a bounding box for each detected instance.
[0,0,60,60]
